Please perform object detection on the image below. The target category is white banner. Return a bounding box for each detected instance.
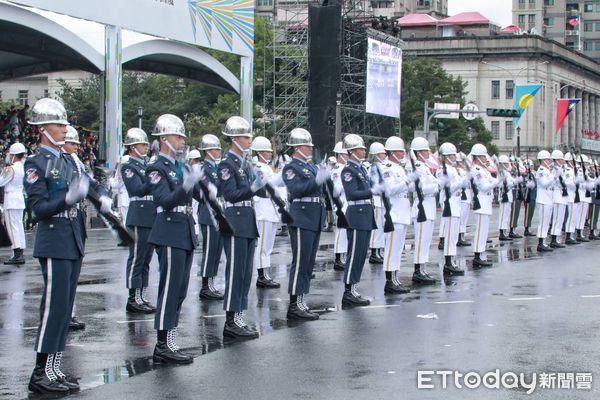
[9,0,254,57]
[366,37,402,118]
[581,138,600,152]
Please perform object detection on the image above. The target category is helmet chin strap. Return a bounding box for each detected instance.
[258,153,271,164]
[163,138,182,156]
[390,153,403,164]
[132,146,147,159]
[42,128,65,147]
[350,152,364,162]
[206,151,219,162]
[296,148,311,161]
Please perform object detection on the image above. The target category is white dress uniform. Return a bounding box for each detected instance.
[577,168,593,231]
[551,166,569,237]
[331,162,348,255]
[564,164,578,235]
[458,167,472,235]
[436,164,466,257]
[535,165,554,239]
[412,162,439,264]
[498,172,517,231]
[381,161,411,272]
[369,161,386,250]
[0,160,26,249]
[471,165,498,256]
[253,161,281,272]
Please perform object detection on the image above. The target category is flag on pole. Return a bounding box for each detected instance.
[568,16,580,27]
[514,84,543,125]
[556,98,580,133]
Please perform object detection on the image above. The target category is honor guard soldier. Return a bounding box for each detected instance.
[147,114,201,364]
[549,150,569,248]
[497,155,520,241]
[111,156,130,246]
[534,150,555,252]
[523,159,537,237]
[197,134,226,300]
[575,155,593,241]
[341,133,383,306]
[436,143,467,275]
[120,128,157,313]
[251,136,282,289]
[283,128,326,319]
[219,116,267,338]
[187,149,202,236]
[508,156,524,239]
[380,136,411,293]
[589,161,600,240]
[368,142,386,264]
[563,153,580,244]
[456,153,472,247]
[469,144,498,268]
[331,141,348,271]
[0,143,27,264]
[25,98,89,394]
[409,137,439,284]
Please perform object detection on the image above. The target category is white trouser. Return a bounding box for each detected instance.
[413,219,434,264]
[460,202,470,234]
[119,206,129,223]
[4,208,25,249]
[334,226,348,254]
[551,203,567,236]
[566,203,578,233]
[498,202,512,231]
[442,216,460,257]
[577,203,590,230]
[383,223,408,272]
[473,213,490,256]
[254,220,277,270]
[370,206,385,248]
[536,204,552,239]
[438,217,446,238]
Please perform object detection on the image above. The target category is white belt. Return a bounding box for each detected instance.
[225,200,253,208]
[130,195,153,201]
[53,207,79,219]
[292,197,321,203]
[424,193,435,198]
[157,205,193,214]
[347,199,372,205]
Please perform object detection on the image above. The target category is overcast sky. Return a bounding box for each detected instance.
[448,0,513,27]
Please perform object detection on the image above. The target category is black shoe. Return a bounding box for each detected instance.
[69,316,86,331]
[509,230,523,239]
[384,280,410,294]
[333,258,345,271]
[117,241,129,247]
[256,275,281,289]
[4,248,25,265]
[28,354,70,394]
[472,255,492,268]
[438,238,445,250]
[342,288,370,306]
[223,320,258,339]
[140,287,156,312]
[56,375,80,391]
[524,228,536,237]
[565,234,579,245]
[457,234,471,247]
[412,270,437,285]
[499,231,513,241]
[549,237,565,248]
[537,243,553,252]
[368,254,383,264]
[153,342,193,364]
[589,232,600,240]
[576,235,590,243]
[287,302,319,320]
[126,297,155,314]
[199,285,224,300]
[443,264,465,276]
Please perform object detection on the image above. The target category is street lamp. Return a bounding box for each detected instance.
[137,106,144,129]
[516,126,521,157]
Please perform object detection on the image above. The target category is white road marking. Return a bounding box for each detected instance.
[581,295,600,298]
[507,297,545,301]
[435,300,474,304]
[115,319,154,324]
[202,314,226,319]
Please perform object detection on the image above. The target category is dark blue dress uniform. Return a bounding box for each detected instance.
[283,157,325,297]
[341,160,376,286]
[198,160,223,279]
[122,156,157,289]
[147,153,199,331]
[218,151,263,313]
[24,145,85,354]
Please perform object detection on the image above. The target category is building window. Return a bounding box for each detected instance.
[491,121,500,140]
[518,14,526,28]
[595,40,600,50]
[44,89,49,98]
[505,121,514,140]
[506,80,515,99]
[491,80,500,99]
[544,17,554,26]
[528,14,536,29]
[544,0,554,5]
[596,21,600,31]
[585,22,593,31]
[18,90,28,106]
[529,0,536,7]
[584,40,593,50]
[257,0,272,6]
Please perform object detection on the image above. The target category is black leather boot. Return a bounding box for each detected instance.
[4,248,25,265]
[52,352,80,391]
[342,284,370,306]
[69,316,86,331]
[153,329,193,364]
[141,287,156,312]
[576,229,590,242]
[127,288,155,313]
[590,230,600,240]
[333,253,345,271]
[565,233,579,244]
[223,312,258,339]
[499,230,512,241]
[256,269,281,289]
[287,295,319,320]
[549,235,565,248]
[412,264,437,284]
[200,277,225,299]
[509,229,522,239]
[384,271,410,294]
[28,353,69,394]
[457,233,471,247]
[537,238,553,252]
[368,248,383,264]
[472,253,492,268]
[438,237,445,250]
[443,256,464,276]
[524,227,536,237]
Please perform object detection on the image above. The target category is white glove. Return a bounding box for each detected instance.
[515,176,523,184]
[371,182,386,196]
[408,171,420,182]
[207,182,218,201]
[408,182,416,192]
[251,174,266,193]
[526,180,535,189]
[315,167,331,185]
[269,172,284,187]
[182,166,202,192]
[99,196,112,214]
[437,174,449,188]
[333,185,343,198]
[65,177,89,206]
[108,177,117,189]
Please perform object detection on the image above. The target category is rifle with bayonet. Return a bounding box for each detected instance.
[409,150,427,222]
[440,153,452,217]
[372,162,395,233]
[461,152,481,211]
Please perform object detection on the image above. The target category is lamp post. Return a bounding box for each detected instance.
[137,106,144,129]
[516,126,521,157]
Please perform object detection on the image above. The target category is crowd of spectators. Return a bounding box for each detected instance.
[0,104,100,167]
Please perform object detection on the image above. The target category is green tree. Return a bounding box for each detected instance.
[401,57,496,154]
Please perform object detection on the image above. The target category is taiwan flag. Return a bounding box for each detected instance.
[556,98,580,133]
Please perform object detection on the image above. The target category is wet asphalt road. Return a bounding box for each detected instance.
[1,208,600,399]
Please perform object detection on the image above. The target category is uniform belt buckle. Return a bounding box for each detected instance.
[69,207,78,218]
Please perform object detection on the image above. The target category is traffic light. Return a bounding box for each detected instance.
[486,108,521,118]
